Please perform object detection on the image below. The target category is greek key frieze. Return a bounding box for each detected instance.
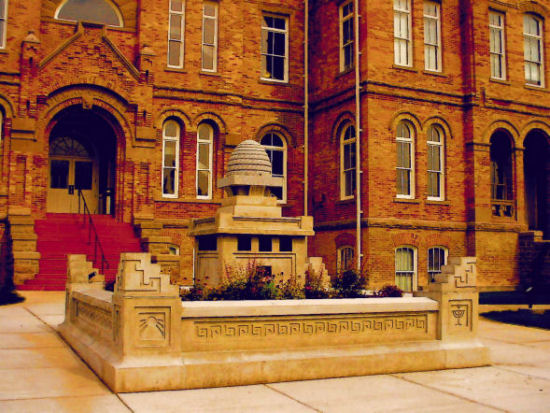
[195,314,428,340]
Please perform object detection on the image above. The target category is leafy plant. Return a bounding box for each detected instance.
[304,268,329,299]
[376,284,403,297]
[332,269,367,298]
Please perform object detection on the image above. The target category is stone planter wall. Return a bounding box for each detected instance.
[58,253,490,393]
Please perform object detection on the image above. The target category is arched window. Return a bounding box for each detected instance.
[50,136,92,157]
[524,14,544,87]
[197,123,213,199]
[396,121,414,198]
[56,0,123,27]
[395,246,416,292]
[0,0,7,49]
[490,132,513,216]
[427,125,444,200]
[428,246,447,282]
[340,124,356,200]
[337,246,354,273]
[261,132,287,202]
[162,120,180,198]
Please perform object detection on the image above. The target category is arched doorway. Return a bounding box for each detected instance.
[46,106,117,215]
[524,130,549,237]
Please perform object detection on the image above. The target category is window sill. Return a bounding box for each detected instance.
[426,199,450,206]
[155,197,222,204]
[392,64,417,73]
[165,67,187,73]
[200,70,221,77]
[0,49,8,55]
[393,197,420,204]
[422,70,447,78]
[489,78,510,86]
[337,198,355,205]
[524,84,549,93]
[337,67,354,78]
[259,79,291,86]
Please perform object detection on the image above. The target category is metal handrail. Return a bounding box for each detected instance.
[77,189,108,274]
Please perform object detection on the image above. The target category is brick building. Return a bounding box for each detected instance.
[0,0,547,291]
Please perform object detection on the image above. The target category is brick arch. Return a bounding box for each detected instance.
[255,123,295,148]
[37,87,133,153]
[42,0,137,30]
[389,111,422,133]
[330,111,354,144]
[520,120,550,146]
[0,93,15,119]
[423,116,453,141]
[335,232,355,249]
[519,1,549,17]
[192,112,227,135]
[391,233,419,248]
[482,120,519,147]
[156,109,191,132]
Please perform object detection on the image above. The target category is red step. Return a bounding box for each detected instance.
[19,213,143,291]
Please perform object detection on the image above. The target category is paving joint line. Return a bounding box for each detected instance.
[263,383,323,412]
[391,373,508,412]
[493,365,550,383]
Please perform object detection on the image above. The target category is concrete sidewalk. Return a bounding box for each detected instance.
[0,292,549,412]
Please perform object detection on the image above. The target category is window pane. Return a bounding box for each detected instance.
[170,0,183,12]
[57,0,121,26]
[168,41,181,66]
[50,160,69,189]
[198,123,212,140]
[204,2,216,17]
[74,161,93,190]
[163,168,175,195]
[198,143,210,169]
[164,140,176,167]
[202,46,214,70]
[164,120,179,138]
[203,18,215,44]
[170,15,182,40]
[197,170,210,196]
[272,150,283,176]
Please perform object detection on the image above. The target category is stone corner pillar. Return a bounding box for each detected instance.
[415,257,480,341]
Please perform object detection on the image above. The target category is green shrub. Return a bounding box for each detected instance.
[376,285,403,297]
[332,269,367,298]
[304,268,329,299]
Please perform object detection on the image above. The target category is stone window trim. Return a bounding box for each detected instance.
[202,1,218,73]
[54,0,123,28]
[489,10,507,81]
[196,122,214,200]
[423,0,442,73]
[427,246,448,282]
[162,119,181,199]
[396,120,415,199]
[340,122,356,201]
[339,0,354,73]
[260,13,289,83]
[337,245,354,273]
[395,245,417,292]
[394,0,413,67]
[168,0,185,69]
[0,0,7,49]
[260,132,287,203]
[524,13,544,87]
[426,124,445,201]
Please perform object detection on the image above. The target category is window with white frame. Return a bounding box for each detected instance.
[489,11,506,80]
[162,120,180,198]
[261,14,288,82]
[202,1,218,72]
[524,14,544,87]
[395,246,416,292]
[0,0,7,48]
[424,1,441,72]
[427,125,444,200]
[340,0,354,72]
[340,124,356,200]
[196,123,213,199]
[394,0,412,67]
[337,246,354,273]
[396,121,414,198]
[261,133,287,202]
[428,246,447,282]
[168,0,185,68]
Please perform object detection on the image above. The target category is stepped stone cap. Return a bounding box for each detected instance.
[218,140,283,188]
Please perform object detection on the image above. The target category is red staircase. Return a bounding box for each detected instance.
[19,213,142,291]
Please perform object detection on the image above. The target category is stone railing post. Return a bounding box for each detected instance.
[111,253,182,390]
[416,257,480,341]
